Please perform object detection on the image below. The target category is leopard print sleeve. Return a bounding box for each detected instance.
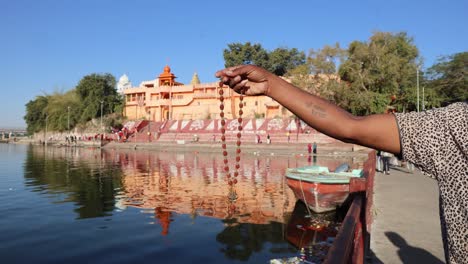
[394,102,468,181]
[393,107,440,178]
[394,102,468,263]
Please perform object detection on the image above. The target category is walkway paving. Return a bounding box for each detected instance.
[370,166,445,263]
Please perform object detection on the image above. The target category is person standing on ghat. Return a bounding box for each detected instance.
[216,64,467,264]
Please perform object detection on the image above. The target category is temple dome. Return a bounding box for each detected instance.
[190,72,200,85]
[158,65,177,86]
[119,74,129,83]
[117,74,132,94]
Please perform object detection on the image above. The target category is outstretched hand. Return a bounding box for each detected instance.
[215,65,274,96]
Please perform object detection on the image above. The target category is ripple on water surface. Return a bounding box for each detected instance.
[0,145,362,263]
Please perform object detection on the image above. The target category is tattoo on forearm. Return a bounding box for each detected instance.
[306,102,327,118]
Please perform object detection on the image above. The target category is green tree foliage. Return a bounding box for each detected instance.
[286,64,317,91]
[338,32,421,114]
[44,90,81,131]
[24,95,49,134]
[24,91,81,133]
[426,52,468,104]
[224,42,269,69]
[24,73,123,134]
[286,44,348,102]
[307,43,346,74]
[268,47,306,75]
[223,42,305,76]
[75,73,123,123]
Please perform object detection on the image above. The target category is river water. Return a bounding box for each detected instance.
[0,143,358,263]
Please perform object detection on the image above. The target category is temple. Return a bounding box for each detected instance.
[123,65,289,121]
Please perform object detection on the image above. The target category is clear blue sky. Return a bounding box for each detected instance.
[1,0,467,128]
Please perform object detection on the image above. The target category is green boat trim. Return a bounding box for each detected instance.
[286,166,363,184]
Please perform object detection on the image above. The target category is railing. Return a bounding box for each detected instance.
[325,194,364,264]
[324,151,375,264]
[170,98,193,106]
[193,93,217,99]
[144,98,193,106]
[194,82,220,88]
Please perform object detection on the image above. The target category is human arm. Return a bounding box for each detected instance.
[215,65,401,154]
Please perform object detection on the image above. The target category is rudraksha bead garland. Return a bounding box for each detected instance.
[218,82,243,210]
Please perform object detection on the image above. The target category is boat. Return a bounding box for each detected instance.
[285,164,363,213]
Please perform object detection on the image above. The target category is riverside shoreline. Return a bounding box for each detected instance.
[15,138,369,157]
[102,141,362,156]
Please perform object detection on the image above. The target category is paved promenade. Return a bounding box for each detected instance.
[370,166,445,263]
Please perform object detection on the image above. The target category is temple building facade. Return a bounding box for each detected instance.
[123,66,290,121]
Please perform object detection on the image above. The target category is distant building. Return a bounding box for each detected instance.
[123,65,289,121]
[117,74,132,95]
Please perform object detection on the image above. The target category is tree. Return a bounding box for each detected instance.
[75,73,122,123]
[24,73,124,135]
[24,95,49,134]
[307,43,346,74]
[43,90,81,131]
[338,32,421,114]
[426,52,467,105]
[223,42,305,76]
[24,91,82,133]
[268,47,305,76]
[286,44,346,99]
[223,42,270,70]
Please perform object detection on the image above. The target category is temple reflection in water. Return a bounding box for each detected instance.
[26,146,362,235]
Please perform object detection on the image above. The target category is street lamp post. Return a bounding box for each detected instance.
[422,86,425,111]
[148,110,151,143]
[417,66,420,112]
[67,106,71,131]
[100,101,104,132]
[45,114,49,146]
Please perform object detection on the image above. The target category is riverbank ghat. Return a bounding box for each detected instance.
[108,118,343,145]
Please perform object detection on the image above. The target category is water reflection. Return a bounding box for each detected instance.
[111,148,297,226]
[217,220,294,261]
[21,145,361,262]
[24,146,124,219]
[24,146,359,223]
[284,201,344,263]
